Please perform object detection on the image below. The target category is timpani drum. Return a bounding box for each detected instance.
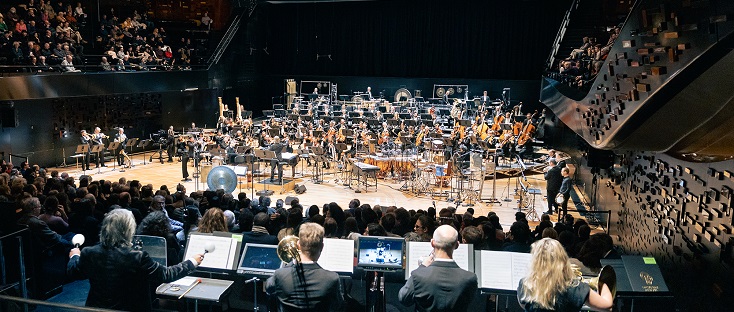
[431,139,444,151]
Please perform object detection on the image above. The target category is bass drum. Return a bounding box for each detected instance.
[351,95,364,103]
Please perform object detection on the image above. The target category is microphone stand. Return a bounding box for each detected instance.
[244,277,261,311]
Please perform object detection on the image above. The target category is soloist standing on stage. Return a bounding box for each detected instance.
[114,128,128,167]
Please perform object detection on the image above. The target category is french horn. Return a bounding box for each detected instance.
[277,235,301,263]
[573,264,617,299]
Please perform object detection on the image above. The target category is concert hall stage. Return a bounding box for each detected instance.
[51,152,570,229]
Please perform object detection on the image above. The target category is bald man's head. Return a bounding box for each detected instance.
[432,225,459,255]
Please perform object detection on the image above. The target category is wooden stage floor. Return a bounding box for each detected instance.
[54,153,562,229]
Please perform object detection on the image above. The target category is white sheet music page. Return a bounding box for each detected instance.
[510,252,531,289]
[452,244,471,272]
[407,242,472,279]
[185,235,235,269]
[479,250,513,290]
[406,242,433,278]
[319,238,355,273]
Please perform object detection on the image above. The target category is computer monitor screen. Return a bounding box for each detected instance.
[357,236,404,271]
[237,243,284,275]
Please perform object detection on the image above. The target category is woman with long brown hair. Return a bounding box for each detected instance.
[197,208,228,233]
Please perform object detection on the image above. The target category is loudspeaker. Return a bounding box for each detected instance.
[587,148,615,169]
[294,184,307,194]
[0,108,18,128]
[285,196,298,205]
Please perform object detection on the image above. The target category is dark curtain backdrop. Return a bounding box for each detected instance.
[259,0,571,79]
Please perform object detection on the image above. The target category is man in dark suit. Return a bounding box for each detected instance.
[398,225,478,312]
[180,136,195,181]
[269,136,284,182]
[544,159,563,215]
[558,167,572,217]
[266,222,344,311]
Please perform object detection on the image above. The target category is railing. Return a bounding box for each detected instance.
[8,154,28,166]
[207,13,244,68]
[0,62,208,76]
[0,228,31,312]
[545,0,579,70]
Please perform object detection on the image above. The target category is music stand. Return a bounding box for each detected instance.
[253,149,272,196]
[75,144,89,175]
[311,146,325,184]
[459,119,472,127]
[138,139,151,165]
[107,142,120,172]
[90,144,105,174]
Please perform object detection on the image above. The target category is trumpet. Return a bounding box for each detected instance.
[277,235,300,263]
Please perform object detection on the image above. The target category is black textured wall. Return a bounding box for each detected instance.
[574,151,734,311]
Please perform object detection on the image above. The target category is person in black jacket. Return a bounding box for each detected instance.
[543,159,563,215]
[558,167,572,217]
[266,222,344,311]
[269,136,284,183]
[67,209,203,311]
[399,225,478,311]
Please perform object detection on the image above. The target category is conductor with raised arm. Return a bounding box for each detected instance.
[398,225,478,312]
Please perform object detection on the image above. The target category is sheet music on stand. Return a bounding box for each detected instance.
[184,233,240,271]
[405,242,473,280]
[319,238,355,275]
[474,250,531,293]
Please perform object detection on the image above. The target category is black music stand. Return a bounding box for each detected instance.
[107,142,120,172]
[253,149,274,196]
[75,144,89,175]
[90,144,105,174]
[311,146,325,184]
[138,139,151,165]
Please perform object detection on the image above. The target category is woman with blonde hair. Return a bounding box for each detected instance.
[197,208,228,233]
[517,238,613,311]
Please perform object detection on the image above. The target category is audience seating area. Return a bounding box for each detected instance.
[0,0,212,73]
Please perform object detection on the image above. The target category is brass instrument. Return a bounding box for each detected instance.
[573,264,617,299]
[277,235,300,263]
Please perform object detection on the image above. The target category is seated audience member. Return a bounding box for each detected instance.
[570,233,615,276]
[241,212,278,248]
[502,222,532,253]
[364,223,387,236]
[323,217,339,238]
[380,213,401,238]
[39,195,69,234]
[68,209,203,311]
[342,216,360,240]
[18,196,74,252]
[60,54,80,72]
[266,223,344,311]
[517,238,613,312]
[399,225,478,311]
[196,207,228,233]
[404,215,432,242]
[461,225,484,249]
[137,211,181,265]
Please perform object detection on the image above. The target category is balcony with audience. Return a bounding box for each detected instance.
[0,0,220,74]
